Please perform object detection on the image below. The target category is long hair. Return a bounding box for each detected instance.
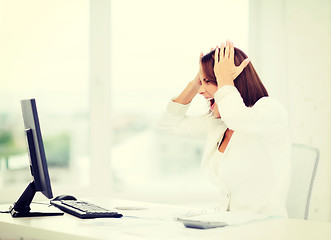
[201,48,268,107]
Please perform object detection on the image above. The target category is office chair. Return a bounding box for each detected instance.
[286,143,319,220]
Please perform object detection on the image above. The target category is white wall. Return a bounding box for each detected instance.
[249,0,331,221]
[89,0,113,197]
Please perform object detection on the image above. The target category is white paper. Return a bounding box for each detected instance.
[176,211,274,226]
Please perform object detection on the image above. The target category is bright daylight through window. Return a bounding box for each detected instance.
[0,0,248,207]
[0,1,89,202]
[110,0,248,206]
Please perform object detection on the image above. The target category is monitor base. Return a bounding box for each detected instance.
[9,181,64,218]
[9,204,64,218]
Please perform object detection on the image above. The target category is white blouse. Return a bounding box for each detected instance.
[158,85,291,217]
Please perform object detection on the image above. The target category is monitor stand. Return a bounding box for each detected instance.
[9,181,64,218]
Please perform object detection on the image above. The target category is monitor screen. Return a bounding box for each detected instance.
[9,99,63,217]
[21,98,53,198]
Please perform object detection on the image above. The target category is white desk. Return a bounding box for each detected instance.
[1,199,331,240]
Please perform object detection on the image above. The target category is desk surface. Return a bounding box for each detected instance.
[1,199,331,240]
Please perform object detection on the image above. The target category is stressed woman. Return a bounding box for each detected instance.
[158,40,291,216]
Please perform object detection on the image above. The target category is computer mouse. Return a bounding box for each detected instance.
[52,194,77,201]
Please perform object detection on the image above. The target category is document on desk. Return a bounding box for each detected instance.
[111,201,208,220]
[176,211,274,227]
[119,206,208,220]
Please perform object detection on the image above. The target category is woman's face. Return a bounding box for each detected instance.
[198,72,220,118]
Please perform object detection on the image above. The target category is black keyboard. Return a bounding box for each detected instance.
[50,200,123,219]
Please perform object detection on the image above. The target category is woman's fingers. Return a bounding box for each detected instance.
[225,40,230,58]
[214,43,225,64]
[233,58,250,80]
[215,47,219,63]
[237,58,250,74]
[229,41,234,60]
[220,43,225,61]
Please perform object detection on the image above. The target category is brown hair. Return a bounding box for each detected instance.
[201,48,268,107]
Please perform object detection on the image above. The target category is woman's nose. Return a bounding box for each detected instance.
[198,85,205,94]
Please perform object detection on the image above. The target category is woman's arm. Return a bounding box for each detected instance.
[173,76,200,105]
[157,100,209,138]
[157,72,209,138]
[214,86,289,135]
[158,53,210,138]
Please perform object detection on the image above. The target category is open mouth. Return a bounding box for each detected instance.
[210,98,215,111]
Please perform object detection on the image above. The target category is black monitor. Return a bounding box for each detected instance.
[9,99,63,217]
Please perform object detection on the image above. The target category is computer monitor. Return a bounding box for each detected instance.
[9,99,63,217]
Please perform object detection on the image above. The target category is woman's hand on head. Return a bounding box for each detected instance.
[174,53,204,105]
[189,52,204,91]
[214,40,250,88]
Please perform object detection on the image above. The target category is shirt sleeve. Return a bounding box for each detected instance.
[214,85,289,135]
[157,99,209,138]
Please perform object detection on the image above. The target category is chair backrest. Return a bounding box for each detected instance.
[286,143,319,220]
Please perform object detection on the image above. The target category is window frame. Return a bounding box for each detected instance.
[0,0,112,204]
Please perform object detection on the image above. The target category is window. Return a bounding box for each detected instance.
[0,0,249,208]
[110,0,249,206]
[0,0,90,202]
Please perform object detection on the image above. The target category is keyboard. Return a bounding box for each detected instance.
[50,200,123,219]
